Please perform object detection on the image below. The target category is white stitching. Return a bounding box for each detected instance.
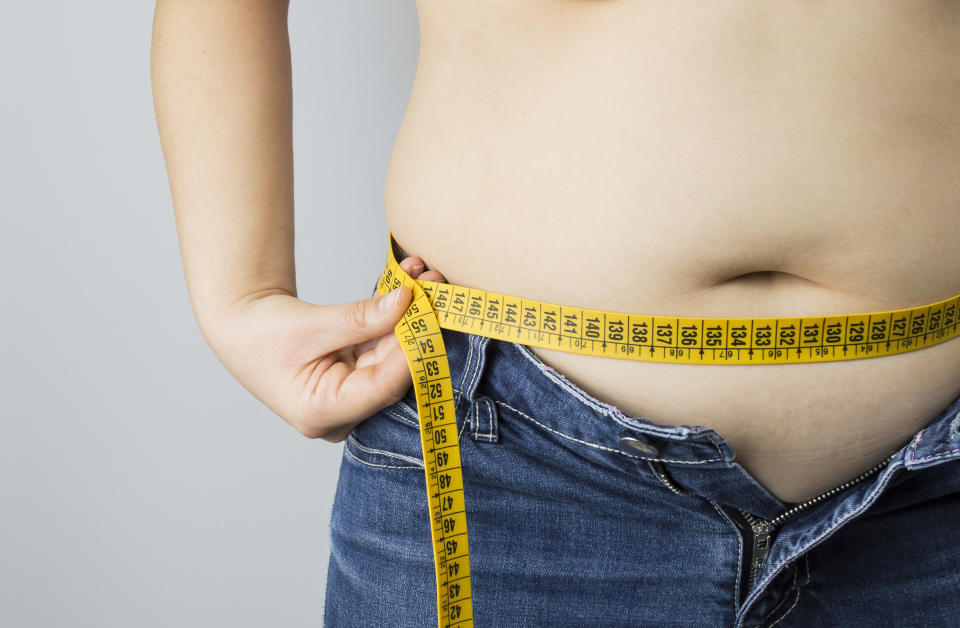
[907,428,927,465]
[471,398,496,439]
[467,335,484,402]
[384,387,465,426]
[383,405,418,426]
[709,500,743,611]
[464,336,495,440]
[489,396,493,436]
[493,399,722,464]
[512,341,622,417]
[509,341,729,461]
[387,384,469,441]
[743,460,904,614]
[905,399,960,464]
[911,448,960,464]
[766,554,809,628]
[762,560,799,626]
[346,434,424,467]
[344,444,423,470]
[474,341,724,456]
[458,332,475,408]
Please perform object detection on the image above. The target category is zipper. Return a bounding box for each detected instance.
[739,510,772,594]
[735,449,899,591]
[648,460,697,497]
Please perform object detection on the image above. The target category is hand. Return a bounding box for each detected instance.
[202,256,447,442]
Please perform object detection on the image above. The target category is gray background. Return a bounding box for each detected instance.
[1,2,419,626]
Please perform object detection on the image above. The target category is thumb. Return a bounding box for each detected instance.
[324,285,414,348]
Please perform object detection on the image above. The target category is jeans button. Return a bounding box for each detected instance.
[618,436,659,456]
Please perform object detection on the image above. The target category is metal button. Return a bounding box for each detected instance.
[618,436,659,456]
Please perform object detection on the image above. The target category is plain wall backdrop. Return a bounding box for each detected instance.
[0,3,420,626]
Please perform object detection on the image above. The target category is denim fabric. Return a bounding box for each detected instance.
[323,283,960,627]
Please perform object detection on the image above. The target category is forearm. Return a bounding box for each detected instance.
[151,0,295,334]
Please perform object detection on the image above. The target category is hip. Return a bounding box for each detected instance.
[325,320,960,627]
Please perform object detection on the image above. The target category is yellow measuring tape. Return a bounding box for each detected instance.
[374,230,960,628]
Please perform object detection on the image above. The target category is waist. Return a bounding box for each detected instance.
[381,224,960,503]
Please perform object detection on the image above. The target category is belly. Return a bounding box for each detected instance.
[383,0,960,503]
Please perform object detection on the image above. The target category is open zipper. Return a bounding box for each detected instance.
[735,449,899,591]
[648,448,899,591]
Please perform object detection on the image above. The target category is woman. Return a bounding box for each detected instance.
[152,2,960,625]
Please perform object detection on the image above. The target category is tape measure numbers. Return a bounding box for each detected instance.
[374,230,960,628]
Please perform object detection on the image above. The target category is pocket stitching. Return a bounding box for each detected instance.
[384,387,465,426]
[346,432,425,468]
[383,403,419,427]
[344,445,422,470]
[494,399,722,464]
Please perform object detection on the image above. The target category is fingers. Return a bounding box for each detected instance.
[327,257,446,425]
[297,255,450,440]
[353,333,394,370]
[336,346,357,369]
[397,256,447,284]
[401,256,425,276]
[339,258,435,361]
[418,269,447,283]
[316,284,412,351]
[335,335,416,422]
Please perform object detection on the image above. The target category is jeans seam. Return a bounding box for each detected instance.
[344,438,424,469]
[383,405,419,426]
[709,500,743,611]
[906,401,960,463]
[389,389,470,441]
[511,341,621,417]
[469,397,498,440]
[494,399,722,464]
[384,387,466,427]
[457,333,476,411]
[467,335,484,401]
[744,459,904,613]
[347,433,425,465]
[910,448,960,464]
[509,341,726,455]
[487,395,493,436]
[906,428,927,465]
[765,554,809,628]
[761,561,799,627]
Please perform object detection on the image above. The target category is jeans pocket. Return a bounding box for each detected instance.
[343,385,425,471]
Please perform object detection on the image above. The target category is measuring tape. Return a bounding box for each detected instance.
[374,230,960,627]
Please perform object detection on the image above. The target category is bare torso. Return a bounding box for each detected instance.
[383,1,960,503]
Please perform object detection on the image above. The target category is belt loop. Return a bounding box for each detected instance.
[468,396,500,443]
[455,333,488,408]
[456,333,500,443]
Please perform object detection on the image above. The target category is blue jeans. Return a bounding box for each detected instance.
[324,287,960,627]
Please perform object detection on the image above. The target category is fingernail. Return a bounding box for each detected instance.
[411,263,424,274]
[379,287,401,312]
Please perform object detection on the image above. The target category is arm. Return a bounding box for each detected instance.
[150,1,445,440]
[151,0,295,339]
